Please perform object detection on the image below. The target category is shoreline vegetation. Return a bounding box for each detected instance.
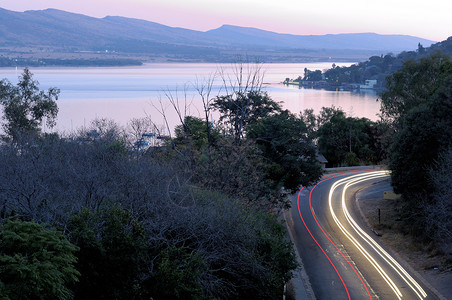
[0,57,143,67]
[282,36,452,92]
[282,79,380,92]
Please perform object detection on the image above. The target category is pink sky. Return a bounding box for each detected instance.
[1,0,450,41]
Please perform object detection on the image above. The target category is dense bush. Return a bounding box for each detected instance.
[303,106,384,167]
[0,218,79,300]
[0,133,296,299]
[380,54,452,250]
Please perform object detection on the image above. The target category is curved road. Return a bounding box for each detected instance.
[287,170,437,300]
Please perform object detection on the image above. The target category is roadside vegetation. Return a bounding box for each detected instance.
[379,53,452,260]
[1,46,451,298]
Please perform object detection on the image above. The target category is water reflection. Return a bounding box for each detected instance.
[0,63,382,134]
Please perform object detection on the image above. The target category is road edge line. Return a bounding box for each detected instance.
[283,208,317,300]
[353,183,447,300]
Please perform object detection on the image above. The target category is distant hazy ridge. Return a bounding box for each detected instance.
[0,8,436,63]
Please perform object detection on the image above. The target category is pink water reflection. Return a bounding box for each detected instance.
[0,63,381,134]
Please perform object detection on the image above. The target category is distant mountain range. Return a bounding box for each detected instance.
[0,7,438,63]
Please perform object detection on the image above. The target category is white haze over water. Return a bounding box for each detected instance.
[0,63,380,135]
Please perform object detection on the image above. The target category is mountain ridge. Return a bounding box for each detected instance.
[0,7,438,63]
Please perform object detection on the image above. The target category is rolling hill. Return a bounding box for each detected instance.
[0,7,437,63]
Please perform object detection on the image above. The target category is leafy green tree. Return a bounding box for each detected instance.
[389,105,437,197]
[213,90,281,142]
[367,120,392,163]
[344,151,360,166]
[324,66,349,84]
[174,116,221,151]
[247,110,322,195]
[317,108,378,166]
[300,108,317,140]
[317,106,344,127]
[302,69,323,81]
[417,43,426,54]
[383,54,452,197]
[381,54,452,245]
[248,212,297,300]
[0,68,59,140]
[350,117,380,163]
[379,53,452,125]
[186,138,272,208]
[0,218,79,300]
[389,75,452,200]
[423,148,452,253]
[67,206,149,300]
[150,246,207,300]
[300,106,345,142]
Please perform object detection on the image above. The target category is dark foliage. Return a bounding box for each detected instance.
[313,107,382,167]
[380,54,452,250]
[386,55,452,198]
[0,218,79,300]
[0,132,297,299]
[247,110,322,194]
[0,68,59,141]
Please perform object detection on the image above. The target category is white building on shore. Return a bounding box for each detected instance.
[360,79,377,89]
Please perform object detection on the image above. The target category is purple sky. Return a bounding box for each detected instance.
[1,0,450,41]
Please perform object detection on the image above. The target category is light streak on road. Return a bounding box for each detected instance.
[308,175,373,300]
[297,170,374,300]
[328,171,428,299]
[297,183,352,300]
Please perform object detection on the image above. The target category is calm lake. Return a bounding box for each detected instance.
[0,63,381,134]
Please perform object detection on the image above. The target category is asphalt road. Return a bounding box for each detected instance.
[287,170,437,300]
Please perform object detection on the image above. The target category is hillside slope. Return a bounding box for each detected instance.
[0,7,437,63]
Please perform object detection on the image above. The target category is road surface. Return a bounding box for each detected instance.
[286,170,437,300]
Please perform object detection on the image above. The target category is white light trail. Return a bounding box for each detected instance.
[328,171,427,299]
